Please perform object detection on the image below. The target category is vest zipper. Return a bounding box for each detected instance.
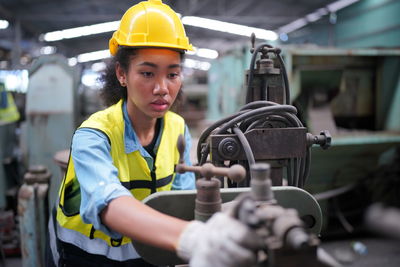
[150,166,157,194]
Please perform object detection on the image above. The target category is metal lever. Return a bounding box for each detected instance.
[176,135,246,183]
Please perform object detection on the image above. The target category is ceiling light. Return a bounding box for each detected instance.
[196,48,218,59]
[182,16,278,41]
[77,50,110,63]
[91,62,107,72]
[68,58,78,66]
[184,58,211,71]
[278,18,307,34]
[40,15,278,43]
[327,0,359,12]
[0,20,9,30]
[81,70,102,88]
[187,47,219,59]
[41,21,119,42]
[278,0,360,34]
[40,46,56,55]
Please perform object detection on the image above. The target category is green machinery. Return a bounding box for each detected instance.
[17,54,79,267]
[24,55,79,210]
[207,44,400,233]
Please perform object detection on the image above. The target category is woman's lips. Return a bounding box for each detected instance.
[150,100,169,111]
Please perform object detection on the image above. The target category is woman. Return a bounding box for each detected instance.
[48,1,258,266]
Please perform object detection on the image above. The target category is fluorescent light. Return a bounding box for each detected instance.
[1,70,29,93]
[81,70,102,87]
[40,46,56,55]
[278,18,307,34]
[182,16,278,41]
[0,20,9,30]
[77,49,110,63]
[91,62,107,72]
[327,0,359,12]
[196,48,218,59]
[40,16,278,43]
[187,47,219,59]
[41,21,119,42]
[68,57,78,66]
[184,58,211,71]
[306,12,322,23]
[278,0,360,34]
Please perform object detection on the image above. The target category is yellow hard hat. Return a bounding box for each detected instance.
[109,0,193,55]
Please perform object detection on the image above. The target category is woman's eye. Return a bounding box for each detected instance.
[141,72,154,78]
[168,73,179,79]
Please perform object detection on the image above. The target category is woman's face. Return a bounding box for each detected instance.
[118,48,182,120]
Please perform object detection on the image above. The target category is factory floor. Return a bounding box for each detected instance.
[3,236,400,267]
[320,236,400,267]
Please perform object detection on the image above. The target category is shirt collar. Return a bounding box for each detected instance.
[122,100,163,155]
[123,101,142,154]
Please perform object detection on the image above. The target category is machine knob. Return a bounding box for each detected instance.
[306,130,332,150]
[218,137,240,159]
[319,130,331,150]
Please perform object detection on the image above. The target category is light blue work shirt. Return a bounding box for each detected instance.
[71,101,195,238]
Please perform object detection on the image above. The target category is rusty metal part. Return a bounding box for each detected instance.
[18,165,51,267]
[250,163,274,202]
[176,162,246,183]
[23,165,51,185]
[195,177,221,222]
[176,135,246,183]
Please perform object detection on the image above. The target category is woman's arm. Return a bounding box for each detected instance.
[101,195,188,251]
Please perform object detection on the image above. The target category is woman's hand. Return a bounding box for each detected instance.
[177,212,261,267]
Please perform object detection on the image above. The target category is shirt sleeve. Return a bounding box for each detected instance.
[71,128,132,239]
[171,124,196,190]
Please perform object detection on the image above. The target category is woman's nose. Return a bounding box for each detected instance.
[153,78,168,96]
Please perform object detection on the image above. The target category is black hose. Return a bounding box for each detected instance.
[233,126,255,166]
[277,53,291,104]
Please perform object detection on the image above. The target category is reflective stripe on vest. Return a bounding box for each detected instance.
[56,99,185,255]
[57,221,140,261]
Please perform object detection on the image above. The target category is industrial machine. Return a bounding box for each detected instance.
[197,35,331,188]
[132,38,335,266]
[24,54,79,210]
[133,136,332,266]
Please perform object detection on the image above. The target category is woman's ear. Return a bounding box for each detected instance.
[115,62,127,87]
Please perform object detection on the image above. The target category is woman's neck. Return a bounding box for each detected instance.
[127,104,157,147]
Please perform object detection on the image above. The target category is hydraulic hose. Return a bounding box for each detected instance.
[197,100,310,188]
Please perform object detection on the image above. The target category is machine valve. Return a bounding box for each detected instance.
[307,130,332,150]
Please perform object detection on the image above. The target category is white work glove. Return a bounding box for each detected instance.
[177,212,260,267]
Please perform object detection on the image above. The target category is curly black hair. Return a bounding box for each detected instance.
[100,47,136,107]
[100,47,185,109]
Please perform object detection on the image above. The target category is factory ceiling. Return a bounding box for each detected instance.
[0,0,340,67]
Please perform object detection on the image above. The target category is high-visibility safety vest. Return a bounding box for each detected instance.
[56,99,185,258]
[0,83,20,124]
